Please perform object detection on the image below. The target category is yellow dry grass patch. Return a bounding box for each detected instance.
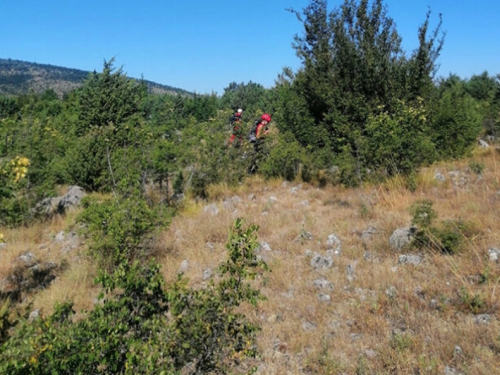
[0,215,70,280]
[30,256,99,317]
[0,209,94,314]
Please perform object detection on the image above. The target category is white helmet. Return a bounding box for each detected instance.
[237,108,243,113]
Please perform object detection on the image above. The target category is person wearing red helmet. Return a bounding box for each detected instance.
[256,113,271,139]
[248,113,272,142]
[249,113,272,173]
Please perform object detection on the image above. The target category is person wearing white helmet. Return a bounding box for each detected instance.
[228,108,244,147]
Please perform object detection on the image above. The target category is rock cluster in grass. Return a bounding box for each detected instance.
[0,251,59,301]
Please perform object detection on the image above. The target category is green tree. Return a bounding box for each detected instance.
[463,72,500,138]
[464,71,497,101]
[183,93,219,122]
[0,156,31,226]
[430,81,482,159]
[67,59,149,191]
[260,132,306,181]
[220,81,268,115]
[0,96,19,120]
[280,0,444,180]
[76,59,146,136]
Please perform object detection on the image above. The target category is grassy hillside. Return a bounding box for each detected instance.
[0,58,192,97]
[2,146,499,374]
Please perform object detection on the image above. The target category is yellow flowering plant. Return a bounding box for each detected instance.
[0,156,30,185]
[0,156,30,226]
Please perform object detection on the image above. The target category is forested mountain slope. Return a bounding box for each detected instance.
[0,58,192,97]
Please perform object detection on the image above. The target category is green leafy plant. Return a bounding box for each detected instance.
[410,201,477,254]
[280,0,444,182]
[469,161,484,175]
[0,299,16,345]
[77,192,161,270]
[457,287,486,314]
[363,99,436,176]
[410,199,437,229]
[429,81,482,160]
[166,218,268,373]
[260,133,305,181]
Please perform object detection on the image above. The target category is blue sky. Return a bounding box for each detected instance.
[1,0,499,95]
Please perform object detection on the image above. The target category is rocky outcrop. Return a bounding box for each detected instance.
[33,186,86,217]
[389,227,417,251]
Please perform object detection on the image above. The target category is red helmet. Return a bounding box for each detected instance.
[261,113,271,122]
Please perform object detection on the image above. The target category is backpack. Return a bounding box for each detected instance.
[248,120,259,143]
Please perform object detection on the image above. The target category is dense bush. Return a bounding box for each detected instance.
[0,96,19,119]
[175,112,254,197]
[219,81,271,116]
[363,99,436,175]
[281,0,443,148]
[275,0,456,184]
[430,82,482,159]
[260,132,305,181]
[77,192,162,270]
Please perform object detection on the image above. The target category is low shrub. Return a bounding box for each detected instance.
[77,191,162,270]
[410,200,478,254]
[260,132,305,181]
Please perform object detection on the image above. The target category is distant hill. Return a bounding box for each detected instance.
[0,58,193,97]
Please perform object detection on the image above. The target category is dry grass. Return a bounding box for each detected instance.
[30,257,99,317]
[0,210,98,315]
[0,215,68,278]
[157,149,500,374]
[2,148,500,373]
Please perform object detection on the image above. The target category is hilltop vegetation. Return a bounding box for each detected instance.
[1,0,500,373]
[0,58,192,98]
